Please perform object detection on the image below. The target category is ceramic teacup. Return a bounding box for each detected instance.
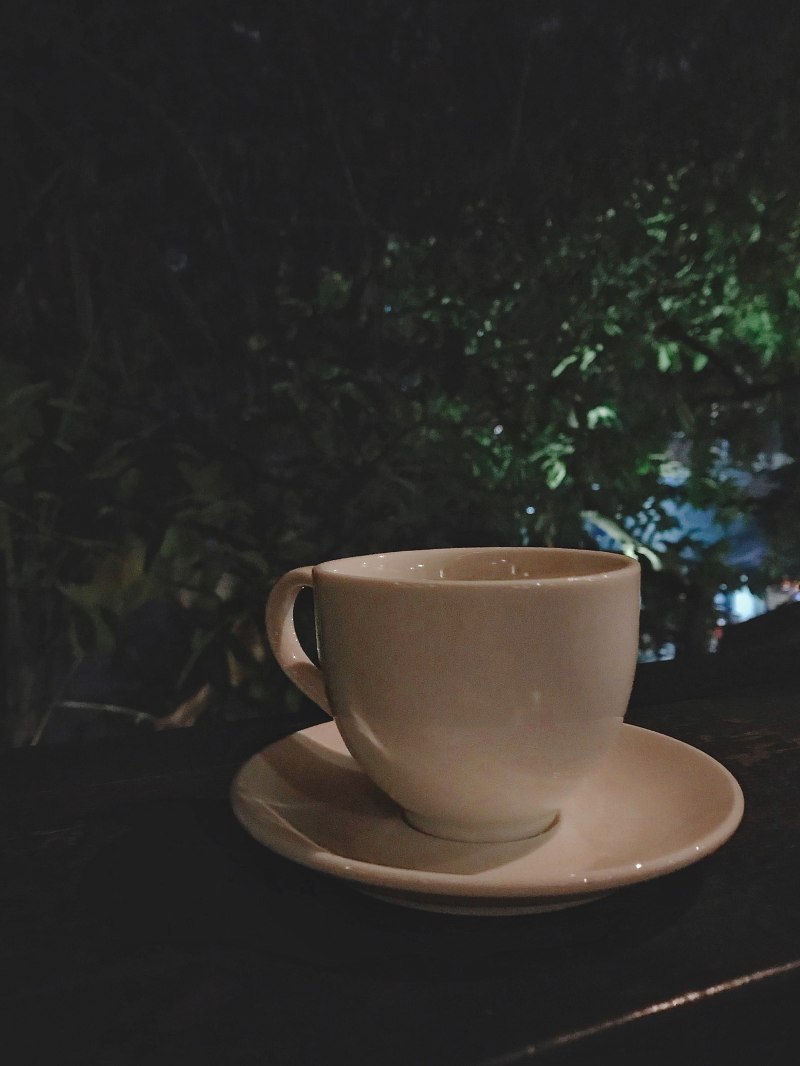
[266,547,640,843]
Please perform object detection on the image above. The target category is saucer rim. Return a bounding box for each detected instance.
[231,721,744,901]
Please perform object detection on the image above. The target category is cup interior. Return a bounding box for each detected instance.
[317,547,635,584]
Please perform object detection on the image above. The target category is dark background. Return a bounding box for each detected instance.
[3,0,800,744]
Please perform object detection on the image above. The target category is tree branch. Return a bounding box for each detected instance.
[659,323,754,395]
[291,5,372,230]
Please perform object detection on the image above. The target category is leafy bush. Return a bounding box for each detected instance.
[3,0,800,742]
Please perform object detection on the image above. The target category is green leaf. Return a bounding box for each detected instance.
[551,354,578,378]
[545,459,567,489]
[4,382,50,408]
[582,511,663,570]
[657,342,679,373]
[580,348,597,373]
[586,405,617,430]
[692,352,709,372]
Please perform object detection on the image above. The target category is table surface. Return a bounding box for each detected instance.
[2,650,799,1066]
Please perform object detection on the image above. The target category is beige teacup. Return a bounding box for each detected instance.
[267,547,640,843]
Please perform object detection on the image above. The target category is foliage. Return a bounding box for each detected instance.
[3,0,800,742]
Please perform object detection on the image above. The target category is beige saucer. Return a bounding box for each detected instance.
[231,721,744,915]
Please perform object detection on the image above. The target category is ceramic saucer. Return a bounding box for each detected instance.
[231,721,744,915]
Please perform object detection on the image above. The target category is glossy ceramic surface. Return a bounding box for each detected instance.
[266,547,640,842]
[231,720,745,915]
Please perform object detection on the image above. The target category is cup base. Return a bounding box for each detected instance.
[402,808,559,844]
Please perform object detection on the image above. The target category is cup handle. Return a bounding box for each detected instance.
[265,566,332,716]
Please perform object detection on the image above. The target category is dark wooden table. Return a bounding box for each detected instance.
[2,651,799,1065]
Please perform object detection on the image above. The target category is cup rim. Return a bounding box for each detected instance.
[313,546,640,587]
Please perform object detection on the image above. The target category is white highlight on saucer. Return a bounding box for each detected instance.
[231,721,744,916]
